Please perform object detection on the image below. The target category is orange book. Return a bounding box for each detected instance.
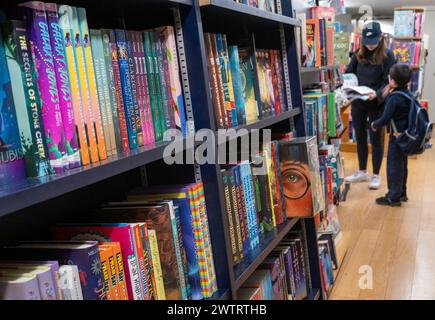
[306,19,321,68]
[100,242,129,300]
[98,245,117,300]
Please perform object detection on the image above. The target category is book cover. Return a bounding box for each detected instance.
[148,229,166,300]
[52,225,142,300]
[99,242,129,300]
[0,273,41,300]
[20,1,68,173]
[4,241,105,300]
[107,29,129,152]
[45,3,80,168]
[1,19,52,178]
[156,26,186,136]
[394,10,415,38]
[57,4,90,165]
[204,32,226,129]
[90,29,117,157]
[256,49,274,118]
[229,45,246,126]
[305,19,321,68]
[391,40,413,64]
[77,7,107,160]
[232,165,250,256]
[228,168,245,260]
[115,29,139,149]
[138,224,156,300]
[100,29,122,153]
[58,264,83,300]
[0,264,55,300]
[65,5,99,163]
[239,45,258,124]
[131,223,149,299]
[98,244,116,300]
[125,31,144,147]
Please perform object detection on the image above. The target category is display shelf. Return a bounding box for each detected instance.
[199,0,301,27]
[233,108,301,132]
[300,65,335,73]
[393,37,423,41]
[233,217,300,290]
[0,139,194,218]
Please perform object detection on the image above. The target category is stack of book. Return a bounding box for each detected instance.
[318,144,344,207]
[0,182,218,300]
[393,8,425,38]
[204,33,287,128]
[237,231,309,300]
[0,1,186,186]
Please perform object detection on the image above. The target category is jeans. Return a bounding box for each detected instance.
[351,101,384,175]
[387,135,408,201]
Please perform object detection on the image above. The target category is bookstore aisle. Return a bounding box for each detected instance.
[331,147,435,300]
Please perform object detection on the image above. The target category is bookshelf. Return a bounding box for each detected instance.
[0,0,323,301]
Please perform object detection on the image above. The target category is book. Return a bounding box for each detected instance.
[57,4,90,165]
[0,264,56,300]
[77,7,107,161]
[98,244,118,300]
[394,10,415,38]
[239,44,258,124]
[52,224,142,300]
[278,137,325,217]
[306,19,321,68]
[138,223,156,300]
[20,1,68,173]
[45,3,80,168]
[58,264,83,300]
[1,19,52,178]
[90,29,117,157]
[3,241,105,300]
[99,242,129,300]
[0,273,41,300]
[148,229,166,300]
[100,29,123,153]
[228,45,246,126]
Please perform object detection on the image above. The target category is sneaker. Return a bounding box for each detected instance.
[369,175,381,190]
[376,196,401,207]
[400,195,409,202]
[345,171,370,183]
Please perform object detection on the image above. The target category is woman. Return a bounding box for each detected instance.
[345,21,396,189]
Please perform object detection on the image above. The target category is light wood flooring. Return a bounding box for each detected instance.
[330,144,435,300]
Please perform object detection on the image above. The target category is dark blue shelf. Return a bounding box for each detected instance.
[233,217,300,290]
[199,0,301,27]
[0,140,192,218]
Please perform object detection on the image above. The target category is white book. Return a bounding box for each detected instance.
[58,265,84,300]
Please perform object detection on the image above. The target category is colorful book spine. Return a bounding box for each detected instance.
[125,31,143,147]
[222,34,237,128]
[58,264,83,300]
[77,7,107,160]
[240,162,260,249]
[20,1,68,173]
[215,33,233,127]
[157,26,186,136]
[131,223,149,300]
[57,4,90,166]
[89,29,116,157]
[115,29,139,149]
[100,29,122,153]
[174,205,191,300]
[143,30,164,141]
[222,171,240,264]
[139,224,155,300]
[98,245,116,300]
[1,19,52,178]
[45,3,80,169]
[100,242,129,300]
[239,46,259,124]
[228,172,244,261]
[68,6,99,163]
[108,29,129,152]
[148,229,166,300]
[229,45,246,126]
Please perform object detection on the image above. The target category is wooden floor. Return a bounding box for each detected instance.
[330,143,435,300]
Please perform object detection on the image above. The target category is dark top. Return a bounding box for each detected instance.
[346,48,396,104]
[372,87,411,133]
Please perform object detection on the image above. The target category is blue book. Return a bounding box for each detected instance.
[272,140,286,222]
[0,14,25,186]
[115,29,139,149]
[229,45,246,126]
[240,161,259,250]
[394,10,415,37]
[3,241,105,300]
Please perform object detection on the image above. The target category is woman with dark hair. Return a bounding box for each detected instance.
[345,21,396,189]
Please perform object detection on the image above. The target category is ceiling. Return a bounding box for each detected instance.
[345,0,435,17]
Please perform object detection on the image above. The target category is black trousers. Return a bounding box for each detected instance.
[351,100,384,175]
[387,136,408,201]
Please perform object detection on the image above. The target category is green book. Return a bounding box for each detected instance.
[327,92,336,137]
[1,20,52,177]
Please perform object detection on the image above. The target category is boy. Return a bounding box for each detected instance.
[371,63,413,207]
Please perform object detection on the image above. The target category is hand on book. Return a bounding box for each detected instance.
[368,93,377,101]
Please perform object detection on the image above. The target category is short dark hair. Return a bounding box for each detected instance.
[389,63,412,88]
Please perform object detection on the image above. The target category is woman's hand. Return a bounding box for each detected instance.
[368,93,377,101]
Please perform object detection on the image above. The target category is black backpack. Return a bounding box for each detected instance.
[390,91,433,156]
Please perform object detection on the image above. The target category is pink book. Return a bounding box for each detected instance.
[52,223,143,300]
[414,12,422,37]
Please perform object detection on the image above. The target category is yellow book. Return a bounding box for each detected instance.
[148,229,166,300]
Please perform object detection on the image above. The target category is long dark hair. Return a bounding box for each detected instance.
[357,35,387,65]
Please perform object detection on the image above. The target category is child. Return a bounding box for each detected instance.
[371,63,413,207]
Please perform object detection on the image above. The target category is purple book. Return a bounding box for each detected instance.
[0,260,61,300]
[45,3,80,169]
[19,1,68,173]
[0,273,41,300]
[2,241,106,300]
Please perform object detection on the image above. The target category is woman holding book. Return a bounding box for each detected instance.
[344,21,396,189]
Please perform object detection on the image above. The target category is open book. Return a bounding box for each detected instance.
[342,73,376,102]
